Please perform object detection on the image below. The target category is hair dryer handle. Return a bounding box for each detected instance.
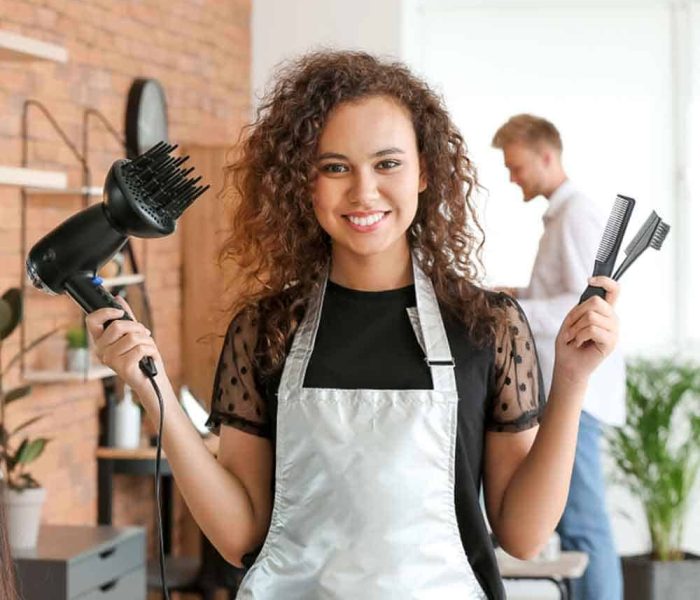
[64,274,158,377]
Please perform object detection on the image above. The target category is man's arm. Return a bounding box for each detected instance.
[518,202,602,338]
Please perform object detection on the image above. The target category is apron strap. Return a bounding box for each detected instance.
[278,274,328,399]
[279,254,458,396]
[412,258,457,393]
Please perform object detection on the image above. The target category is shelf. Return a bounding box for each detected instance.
[23,365,116,383]
[24,186,102,197]
[0,30,68,63]
[0,165,67,190]
[103,274,145,287]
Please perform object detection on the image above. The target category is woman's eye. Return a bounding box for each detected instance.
[320,163,348,174]
[377,159,401,170]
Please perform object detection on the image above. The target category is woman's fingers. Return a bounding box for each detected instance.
[98,319,151,348]
[85,307,125,340]
[82,297,163,390]
[107,341,162,386]
[113,295,137,320]
[563,292,614,331]
[85,301,152,368]
[569,324,615,349]
[588,276,620,306]
[101,331,155,365]
[565,309,616,343]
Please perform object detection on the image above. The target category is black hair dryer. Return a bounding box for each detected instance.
[26,142,209,376]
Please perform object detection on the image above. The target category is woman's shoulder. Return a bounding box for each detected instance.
[441,279,516,313]
[487,291,530,335]
[439,280,529,345]
[225,285,303,327]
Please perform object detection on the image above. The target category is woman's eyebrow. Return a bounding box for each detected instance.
[317,147,405,161]
[317,152,347,161]
[373,147,404,157]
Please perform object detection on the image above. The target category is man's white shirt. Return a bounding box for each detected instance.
[517,180,626,426]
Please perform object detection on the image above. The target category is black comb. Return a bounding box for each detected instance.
[579,194,635,303]
[612,211,670,280]
[104,141,210,238]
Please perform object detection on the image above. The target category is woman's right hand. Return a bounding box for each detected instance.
[85,297,165,397]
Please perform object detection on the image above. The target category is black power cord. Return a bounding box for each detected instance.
[146,374,170,600]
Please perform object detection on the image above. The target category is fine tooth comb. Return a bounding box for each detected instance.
[612,211,670,281]
[579,194,635,303]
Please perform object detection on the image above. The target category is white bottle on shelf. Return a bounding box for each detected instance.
[114,385,141,449]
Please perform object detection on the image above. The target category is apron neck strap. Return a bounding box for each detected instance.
[279,253,457,397]
[411,257,456,392]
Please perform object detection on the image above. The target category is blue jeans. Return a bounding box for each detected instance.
[556,411,622,600]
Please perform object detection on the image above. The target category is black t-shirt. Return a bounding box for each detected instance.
[207,281,546,599]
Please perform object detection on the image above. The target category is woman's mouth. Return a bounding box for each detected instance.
[343,211,389,232]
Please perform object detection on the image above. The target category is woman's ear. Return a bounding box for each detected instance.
[419,159,428,193]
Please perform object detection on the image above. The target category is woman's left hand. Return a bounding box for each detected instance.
[554,276,620,384]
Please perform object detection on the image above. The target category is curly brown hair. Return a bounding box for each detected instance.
[221,50,502,374]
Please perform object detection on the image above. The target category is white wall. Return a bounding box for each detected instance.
[686,1,700,353]
[252,0,405,104]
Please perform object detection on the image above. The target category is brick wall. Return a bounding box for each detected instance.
[0,0,250,569]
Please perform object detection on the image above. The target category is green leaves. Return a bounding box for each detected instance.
[3,385,31,405]
[608,358,700,561]
[2,437,50,490]
[15,438,49,465]
[0,288,22,341]
[65,325,88,349]
[0,288,52,491]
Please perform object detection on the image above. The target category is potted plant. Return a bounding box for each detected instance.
[608,357,700,600]
[0,288,55,550]
[65,324,89,372]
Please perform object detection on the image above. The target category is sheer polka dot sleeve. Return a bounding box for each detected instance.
[487,294,546,433]
[205,310,270,438]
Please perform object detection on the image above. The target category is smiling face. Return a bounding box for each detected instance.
[501,142,548,202]
[312,95,426,277]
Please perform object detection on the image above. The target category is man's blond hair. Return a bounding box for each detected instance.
[491,114,562,153]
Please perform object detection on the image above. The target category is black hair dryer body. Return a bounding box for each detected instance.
[27,203,129,314]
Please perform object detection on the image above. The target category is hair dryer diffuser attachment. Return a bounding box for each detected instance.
[103,141,210,238]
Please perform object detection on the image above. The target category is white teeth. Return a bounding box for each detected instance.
[347,213,384,227]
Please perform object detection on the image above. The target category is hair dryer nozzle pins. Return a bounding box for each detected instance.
[104,141,210,238]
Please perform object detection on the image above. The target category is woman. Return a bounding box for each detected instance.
[87,51,619,599]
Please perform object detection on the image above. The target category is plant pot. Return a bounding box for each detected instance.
[66,347,90,372]
[3,487,46,550]
[622,553,700,600]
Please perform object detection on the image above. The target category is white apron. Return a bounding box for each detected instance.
[236,258,487,599]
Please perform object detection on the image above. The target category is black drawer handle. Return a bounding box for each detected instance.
[99,546,116,560]
[100,578,118,592]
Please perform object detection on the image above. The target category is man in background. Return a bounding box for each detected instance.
[492,114,625,600]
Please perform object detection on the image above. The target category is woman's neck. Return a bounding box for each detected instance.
[329,243,413,291]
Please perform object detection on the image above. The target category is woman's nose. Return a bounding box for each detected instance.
[349,169,380,205]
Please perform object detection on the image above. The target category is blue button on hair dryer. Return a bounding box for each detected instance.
[26,141,209,376]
